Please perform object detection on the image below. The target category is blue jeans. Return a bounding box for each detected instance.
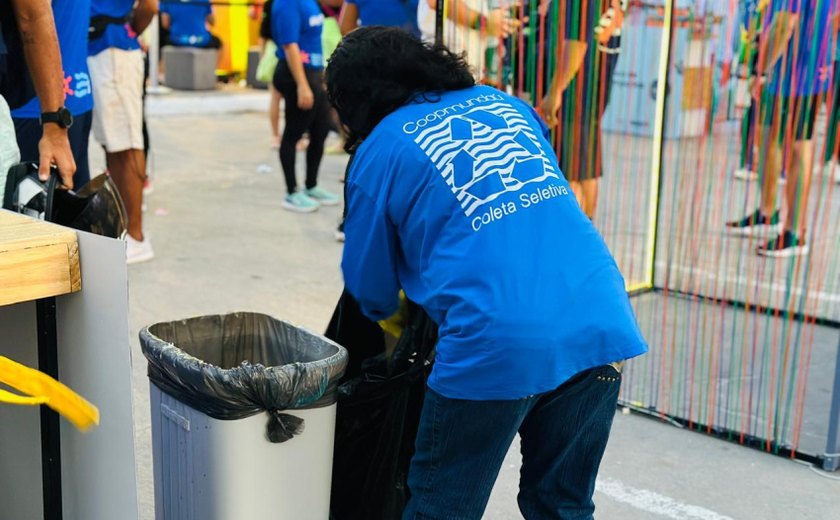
[403,364,621,520]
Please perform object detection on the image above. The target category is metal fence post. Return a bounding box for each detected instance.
[823,333,840,471]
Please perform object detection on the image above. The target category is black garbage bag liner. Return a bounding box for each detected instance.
[140,312,348,443]
[326,290,437,520]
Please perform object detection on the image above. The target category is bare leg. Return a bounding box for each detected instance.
[107,149,146,241]
[269,84,281,145]
[785,139,814,234]
[759,121,782,218]
[580,178,600,219]
[569,180,584,212]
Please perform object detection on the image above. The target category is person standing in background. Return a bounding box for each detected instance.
[340,0,421,36]
[417,0,516,79]
[725,0,834,256]
[88,0,158,263]
[271,0,339,212]
[823,11,840,183]
[9,0,92,190]
[160,0,223,68]
[539,0,625,221]
[0,0,77,196]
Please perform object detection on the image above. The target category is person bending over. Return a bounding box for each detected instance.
[327,27,647,520]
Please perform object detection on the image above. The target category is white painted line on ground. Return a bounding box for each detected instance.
[596,478,735,520]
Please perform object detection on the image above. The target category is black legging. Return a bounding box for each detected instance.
[273,60,330,194]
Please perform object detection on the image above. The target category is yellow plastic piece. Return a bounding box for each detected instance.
[0,388,48,406]
[0,355,100,432]
[379,291,409,339]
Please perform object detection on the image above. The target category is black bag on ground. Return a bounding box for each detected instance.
[140,312,348,443]
[326,290,437,520]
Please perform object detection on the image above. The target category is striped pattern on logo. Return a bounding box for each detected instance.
[413,101,559,217]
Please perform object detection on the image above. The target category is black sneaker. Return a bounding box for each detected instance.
[725,209,781,236]
[757,230,809,258]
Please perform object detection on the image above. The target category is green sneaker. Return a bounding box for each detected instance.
[282,191,320,213]
[305,186,340,206]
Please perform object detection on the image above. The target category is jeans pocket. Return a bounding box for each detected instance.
[593,364,622,383]
[557,365,621,400]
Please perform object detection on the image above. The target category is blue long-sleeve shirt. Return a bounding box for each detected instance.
[342,85,648,400]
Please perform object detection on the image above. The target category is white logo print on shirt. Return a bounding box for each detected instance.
[411,98,562,219]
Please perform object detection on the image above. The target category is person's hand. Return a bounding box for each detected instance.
[486,9,520,38]
[297,83,314,110]
[38,125,75,189]
[539,92,562,128]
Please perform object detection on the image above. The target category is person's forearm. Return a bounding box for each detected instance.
[550,40,588,94]
[757,12,798,74]
[339,4,359,35]
[282,43,309,86]
[11,0,64,113]
[132,0,159,35]
[427,0,482,29]
[452,2,481,29]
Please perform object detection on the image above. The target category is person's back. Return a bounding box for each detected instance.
[344,84,645,399]
[161,1,213,47]
[350,0,420,36]
[330,27,646,519]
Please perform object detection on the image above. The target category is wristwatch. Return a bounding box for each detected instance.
[40,107,74,129]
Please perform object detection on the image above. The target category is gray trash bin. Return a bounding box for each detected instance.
[140,312,348,520]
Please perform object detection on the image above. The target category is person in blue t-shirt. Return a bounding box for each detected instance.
[271,0,339,212]
[11,0,93,189]
[0,0,77,195]
[339,0,420,37]
[326,27,647,519]
[88,0,158,263]
[160,0,222,49]
[725,0,834,257]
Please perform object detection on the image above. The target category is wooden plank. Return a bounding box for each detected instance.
[0,210,81,306]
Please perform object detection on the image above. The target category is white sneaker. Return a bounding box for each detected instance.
[126,235,155,264]
[733,168,758,181]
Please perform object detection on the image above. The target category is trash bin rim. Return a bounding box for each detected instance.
[139,311,348,372]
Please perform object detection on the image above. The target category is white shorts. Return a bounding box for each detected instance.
[88,48,145,153]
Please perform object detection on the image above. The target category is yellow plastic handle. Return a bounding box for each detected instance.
[0,388,49,406]
[0,356,99,431]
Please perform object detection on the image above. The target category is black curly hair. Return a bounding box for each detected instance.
[326,26,475,152]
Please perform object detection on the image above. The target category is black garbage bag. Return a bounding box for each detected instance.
[3,163,127,238]
[326,290,437,520]
[51,173,127,238]
[140,312,348,443]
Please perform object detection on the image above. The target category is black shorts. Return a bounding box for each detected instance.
[762,94,820,142]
